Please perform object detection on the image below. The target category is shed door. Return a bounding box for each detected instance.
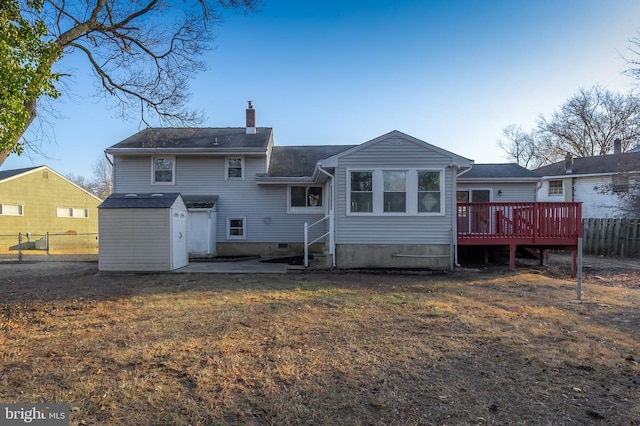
[172,209,188,269]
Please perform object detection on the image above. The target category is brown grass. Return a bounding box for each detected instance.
[1,261,639,425]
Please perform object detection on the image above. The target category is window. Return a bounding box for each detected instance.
[289,186,323,212]
[383,171,406,212]
[0,204,23,216]
[350,171,373,213]
[418,171,441,213]
[348,169,444,215]
[227,217,246,239]
[57,207,89,218]
[612,174,629,193]
[152,156,175,184]
[226,157,244,179]
[548,180,563,196]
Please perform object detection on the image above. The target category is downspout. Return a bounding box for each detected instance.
[453,163,473,268]
[316,164,336,268]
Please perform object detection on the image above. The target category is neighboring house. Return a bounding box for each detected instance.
[101,103,475,271]
[0,165,102,251]
[534,150,640,218]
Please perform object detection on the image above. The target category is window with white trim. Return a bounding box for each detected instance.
[0,204,23,216]
[348,169,444,215]
[548,180,563,196]
[417,171,441,213]
[226,156,244,179]
[227,217,246,239]
[152,156,175,184]
[383,170,406,212]
[350,171,373,213]
[289,186,323,212]
[57,207,89,218]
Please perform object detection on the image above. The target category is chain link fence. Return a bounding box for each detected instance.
[0,233,99,262]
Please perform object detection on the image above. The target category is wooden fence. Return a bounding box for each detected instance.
[582,218,640,257]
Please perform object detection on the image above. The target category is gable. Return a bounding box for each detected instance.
[320,130,473,168]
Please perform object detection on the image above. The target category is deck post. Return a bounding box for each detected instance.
[509,243,516,271]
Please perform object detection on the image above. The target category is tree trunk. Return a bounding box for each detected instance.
[0,99,38,168]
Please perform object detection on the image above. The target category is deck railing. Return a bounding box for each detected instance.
[456,202,582,244]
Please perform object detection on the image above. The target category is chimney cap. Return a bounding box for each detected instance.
[247,100,253,109]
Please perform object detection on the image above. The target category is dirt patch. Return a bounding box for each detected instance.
[1,256,638,425]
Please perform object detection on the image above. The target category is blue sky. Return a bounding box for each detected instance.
[4,0,640,178]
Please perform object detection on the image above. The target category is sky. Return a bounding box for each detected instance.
[4,0,640,179]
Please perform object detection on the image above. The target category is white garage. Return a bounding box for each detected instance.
[98,193,188,271]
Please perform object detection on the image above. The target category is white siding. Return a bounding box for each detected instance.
[573,176,626,218]
[335,137,456,245]
[98,208,171,271]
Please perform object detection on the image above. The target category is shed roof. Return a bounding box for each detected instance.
[181,195,218,209]
[534,151,640,177]
[264,145,356,177]
[106,127,272,152]
[99,193,182,209]
[460,163,538,179]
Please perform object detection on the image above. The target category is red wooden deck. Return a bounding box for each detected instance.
[456,202,582,275]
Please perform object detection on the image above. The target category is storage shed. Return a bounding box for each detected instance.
[98,193,188,271]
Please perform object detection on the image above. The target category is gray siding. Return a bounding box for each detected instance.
[98,208,171,271]
[113,155,325,244]
[457,182,537,202]
[335,137,456,245]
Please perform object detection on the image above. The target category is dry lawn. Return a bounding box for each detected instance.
[1,258,639,425]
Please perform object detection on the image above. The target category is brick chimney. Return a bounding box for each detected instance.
[564,152,573,174]
[614,138,621,154]
[246,100,256,135]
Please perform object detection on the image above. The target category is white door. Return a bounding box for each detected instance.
[172,209,188,269]
[188,210,216,255]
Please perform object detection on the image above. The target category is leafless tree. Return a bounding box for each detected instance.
[498,86,640,168]
[67,155,113,200]
[2,0,258,166]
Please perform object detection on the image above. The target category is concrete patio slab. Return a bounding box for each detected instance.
[174,258,288,274]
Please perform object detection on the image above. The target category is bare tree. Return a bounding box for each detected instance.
[497,124,546,168]
[1,0,258,166]
[91,155,113,200]
[498,86,640,168]
[66,156,113,200]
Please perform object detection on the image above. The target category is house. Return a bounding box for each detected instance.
[102,103,582,272]
[534,145,640,219]
[0,165,102,253]
[102,103,479,271]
